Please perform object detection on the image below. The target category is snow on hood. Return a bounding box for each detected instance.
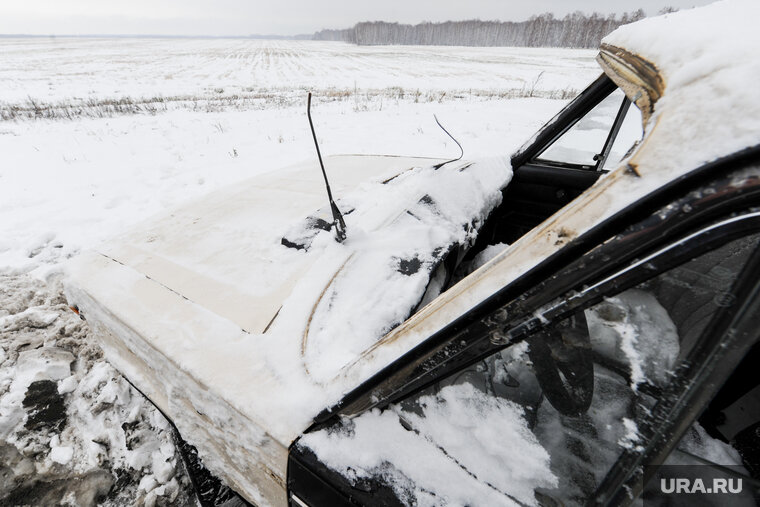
[235,157,511,429]
[65,156,511,449]
[285,160,506,382]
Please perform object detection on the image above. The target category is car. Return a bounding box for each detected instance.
[65,1,760,505]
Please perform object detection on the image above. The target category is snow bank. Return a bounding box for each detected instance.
[0,274,193,506]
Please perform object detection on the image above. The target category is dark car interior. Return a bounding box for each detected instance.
[453,74,638,282]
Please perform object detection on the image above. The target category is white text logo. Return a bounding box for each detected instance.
[660,478,742,494]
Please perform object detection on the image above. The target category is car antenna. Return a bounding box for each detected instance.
[432,115,464,169]
[307,92,347,242]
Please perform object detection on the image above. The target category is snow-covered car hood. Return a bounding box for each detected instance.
[64,154,512,504]
[87,154,453,336]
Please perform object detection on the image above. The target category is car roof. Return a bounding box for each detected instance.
[600,0,760,160]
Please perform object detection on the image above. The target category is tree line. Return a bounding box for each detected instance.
[313,10,674,48]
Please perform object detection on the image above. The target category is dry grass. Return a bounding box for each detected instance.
[0,86,579,122]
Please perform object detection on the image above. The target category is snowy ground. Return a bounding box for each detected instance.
[0,274,195,506]
[0,38,596,119]
[0,38,599,504]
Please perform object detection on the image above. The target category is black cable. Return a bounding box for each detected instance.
[433,114,464,169]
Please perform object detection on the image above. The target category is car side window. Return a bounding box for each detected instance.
[602,100,642,169]
[298,229,760,505]
[425,232,758,503]
[519,233,758,502]
[534,88,642,170]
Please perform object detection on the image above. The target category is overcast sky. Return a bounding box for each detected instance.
[0,0,714,36]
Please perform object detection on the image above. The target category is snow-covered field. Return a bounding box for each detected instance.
[0,38,599,504]
[0,38,596,118]
[0,39,598,278]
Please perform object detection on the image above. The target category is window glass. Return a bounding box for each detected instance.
[443,234,756,502]
[536,89,625,168]
[602,102,643,169]
[299,232,759,505]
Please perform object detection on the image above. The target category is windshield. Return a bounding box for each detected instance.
[534,88,643,170]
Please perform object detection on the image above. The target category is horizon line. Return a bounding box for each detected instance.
[0,33,314,39]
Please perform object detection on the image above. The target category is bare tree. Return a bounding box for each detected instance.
[313,10,649,48]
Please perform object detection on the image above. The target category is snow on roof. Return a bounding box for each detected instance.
[602,0,760,170]
[603,0,757,80]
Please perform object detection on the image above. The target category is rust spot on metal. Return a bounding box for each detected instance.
[597,43,665,126]
[552,226,576,246]
[626,163,641,177]
[68,305,85,320]
[266,468,286,489]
